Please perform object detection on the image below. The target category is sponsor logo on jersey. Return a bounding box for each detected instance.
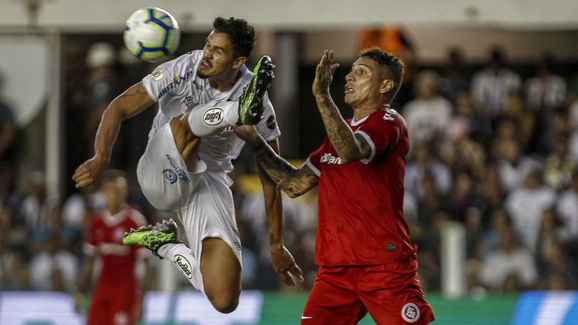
[320,152,342,165]
[165,155,190,184]
[202,107,224,126]
[157,70,194,99]
[233,241,241,251]
[163,169,178,184]
[401,302,420,323]
[266,115,277,130]
[174,254,193,279]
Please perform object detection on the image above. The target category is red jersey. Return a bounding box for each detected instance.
[84,206,148,289]
[307,108,416,267]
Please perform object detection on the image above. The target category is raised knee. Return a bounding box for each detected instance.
[207,290,240,313]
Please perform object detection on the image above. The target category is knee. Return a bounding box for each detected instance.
[170,114,193,138]
[207,290,240,313]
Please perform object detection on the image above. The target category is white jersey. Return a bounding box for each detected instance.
[141,50,281,174]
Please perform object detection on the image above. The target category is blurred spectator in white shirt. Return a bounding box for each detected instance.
[479,226,538,292]
[505,169,556,252]
[471,46,521,119]
[403,70,453,147]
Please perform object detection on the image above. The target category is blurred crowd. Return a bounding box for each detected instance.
[1,37,578,297]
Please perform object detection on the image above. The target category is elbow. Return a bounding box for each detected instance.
[284,189,302,199]
[281,183,307,198]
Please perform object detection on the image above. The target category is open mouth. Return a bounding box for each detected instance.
[200,58,211,69]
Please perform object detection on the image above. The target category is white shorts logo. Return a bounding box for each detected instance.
[401,302,420,323]
[202,107,224,126]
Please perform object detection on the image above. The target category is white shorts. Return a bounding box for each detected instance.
[137,123,206,212]
[137,123,242,271]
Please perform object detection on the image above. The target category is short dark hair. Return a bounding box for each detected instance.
[99,169,128,188]
[360,47,405,103]
[213,17,256,58]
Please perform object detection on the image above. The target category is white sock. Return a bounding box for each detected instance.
[187,100,238,137]
[159,243,204,291]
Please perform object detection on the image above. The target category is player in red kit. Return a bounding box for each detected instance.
[234,48,434,324]
[75,170,153,325]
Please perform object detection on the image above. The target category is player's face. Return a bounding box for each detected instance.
[344,56,386,107]
[198,31,237,78]
[101,177,128,209]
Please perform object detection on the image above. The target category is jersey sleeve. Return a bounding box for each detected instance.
[306,138,330,177]
[254,92,281,142]
[354,110,401,164]
[141,51,200,102]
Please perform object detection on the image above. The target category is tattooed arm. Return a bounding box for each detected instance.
[312,50,372,164]
[234,126,319,198]
[73,82,154,187]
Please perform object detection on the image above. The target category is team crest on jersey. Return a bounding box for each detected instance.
[401,302,420,323]
[183,95,197,107]
[151,69,164,81]
[202,107,224,126]
[383,109,397,121]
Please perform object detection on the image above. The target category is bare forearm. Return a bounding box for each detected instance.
[259,164,284,247]
[315,94,363,163]
[93,83,152,161]
[75,257,94,293]
[248,136,316,198]
[93,105,123,162]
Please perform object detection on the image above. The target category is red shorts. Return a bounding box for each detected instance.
[301,262,434,325]
[87,284,140,325]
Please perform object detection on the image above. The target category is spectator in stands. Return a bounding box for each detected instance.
[544,133,576,192]
[405,142,452,198]
[439,47,470,105]
[494,136,541,193]
[524,52,566,112]
[19,171,61,252]
[403,70,453,147]
[505,169,556,252]
[555,170,578,242]
[29,233,77,292]
[479,226,538,292]
[470,46,521,121]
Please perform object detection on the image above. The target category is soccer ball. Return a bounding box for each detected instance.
[123,7,181,62]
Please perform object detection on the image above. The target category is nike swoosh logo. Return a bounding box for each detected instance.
[301,316,313,319]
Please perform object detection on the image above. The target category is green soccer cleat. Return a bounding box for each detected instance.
[122,218,180,257]
[237,55,275,125]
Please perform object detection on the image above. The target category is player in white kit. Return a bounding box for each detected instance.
[72,17,303,313]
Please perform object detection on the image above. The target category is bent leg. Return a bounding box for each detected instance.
[200,237,242,313]
[170,115,201,171]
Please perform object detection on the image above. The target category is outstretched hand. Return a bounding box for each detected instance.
[270,245,304,287]
[312,50,340,97]
[72,155,108,188]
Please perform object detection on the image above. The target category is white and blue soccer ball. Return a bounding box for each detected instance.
[123,7,181,62]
